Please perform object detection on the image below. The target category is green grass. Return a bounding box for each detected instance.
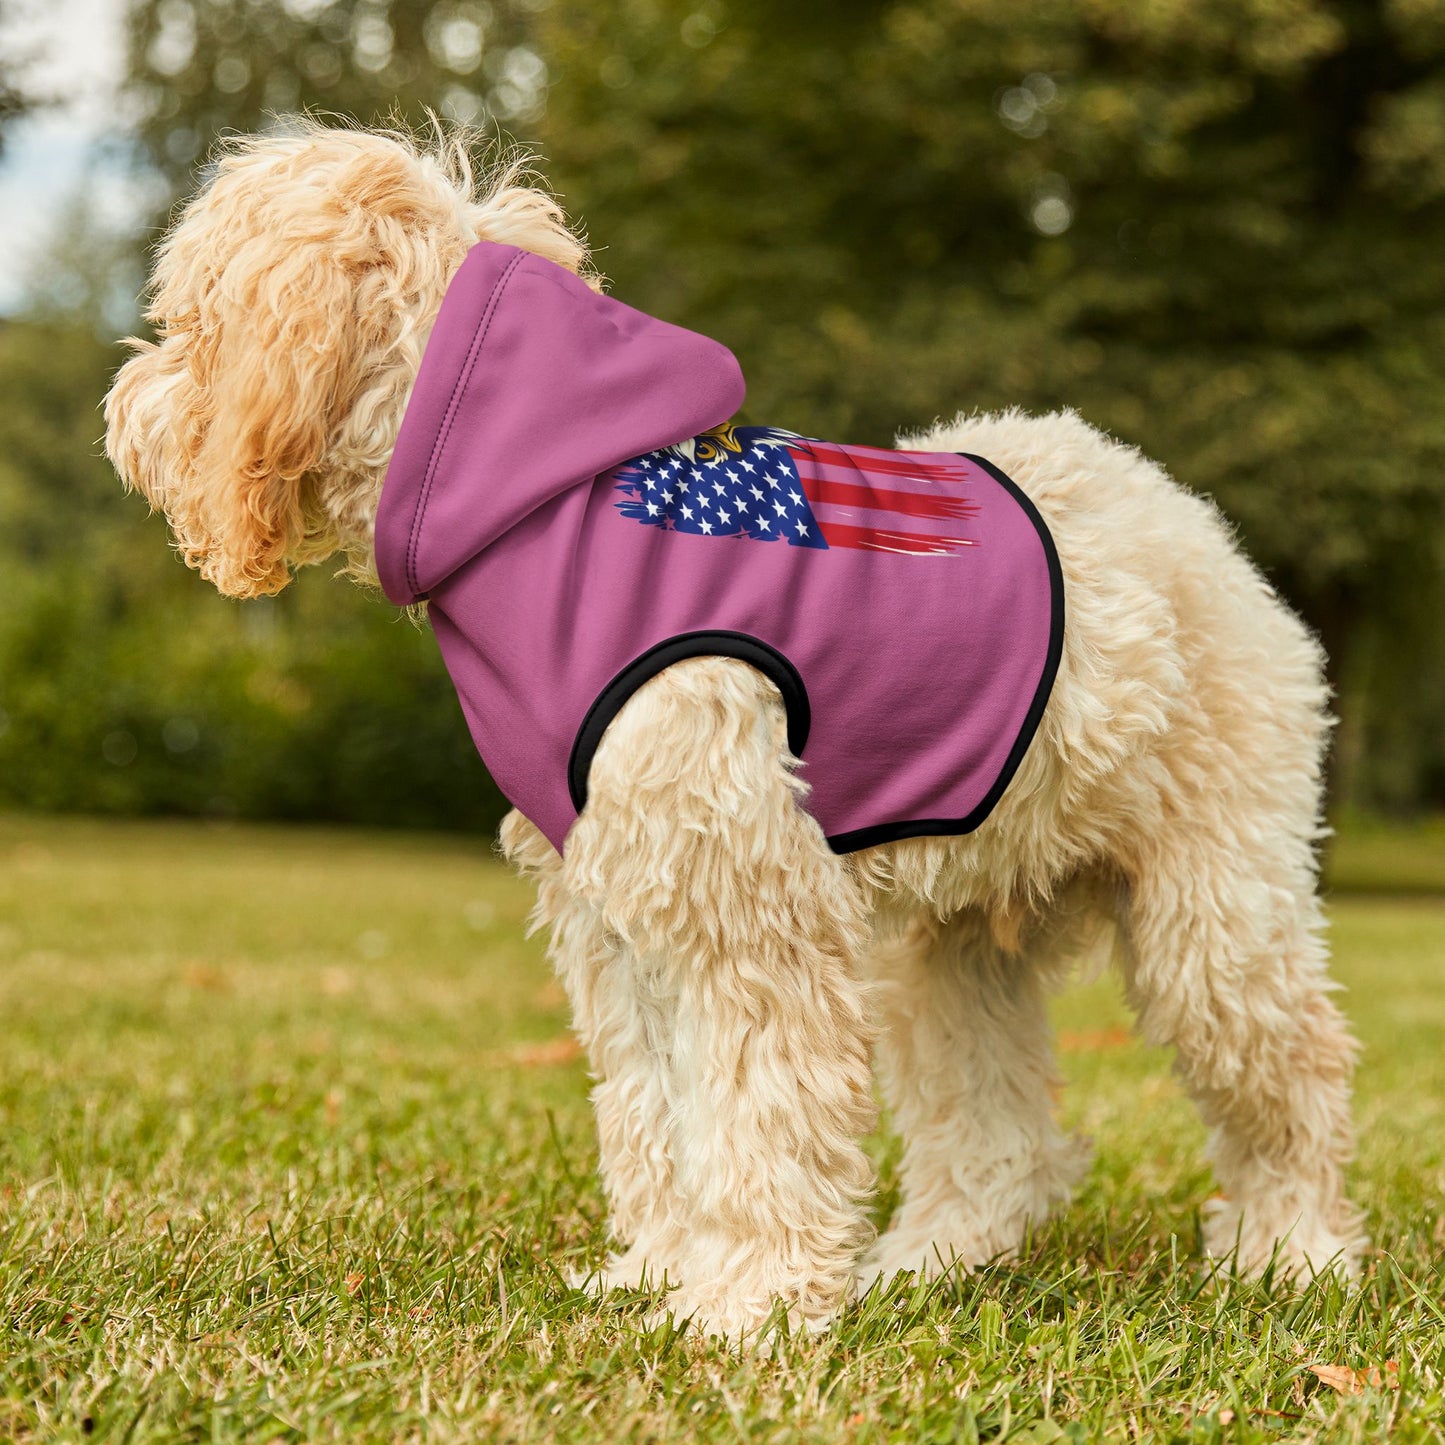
[1325,813,1445,897]
[2,813,1443,1443]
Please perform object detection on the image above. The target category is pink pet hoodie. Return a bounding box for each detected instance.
[374,242,1063,854]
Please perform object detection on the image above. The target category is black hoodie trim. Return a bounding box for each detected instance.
[567,632,812,814]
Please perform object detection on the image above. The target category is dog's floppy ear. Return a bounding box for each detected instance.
[178,240,357,598]
[106,224,364,600]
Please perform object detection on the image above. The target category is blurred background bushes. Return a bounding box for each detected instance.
[2,0,1443,831]
[0,314,504,829]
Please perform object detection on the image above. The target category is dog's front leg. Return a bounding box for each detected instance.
[564,658,878,1343]
[501,809,685,1289]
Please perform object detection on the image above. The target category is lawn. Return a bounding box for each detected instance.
[2,812,1443,1443]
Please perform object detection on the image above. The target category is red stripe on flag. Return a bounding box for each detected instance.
[801,442,968,481]
[806,475,979,521]
[817,521,976,554]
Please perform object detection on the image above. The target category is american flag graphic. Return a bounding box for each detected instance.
[610,425,979,554]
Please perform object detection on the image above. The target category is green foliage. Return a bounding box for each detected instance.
[0,569,506,829]
[2,813,1444,1440]
[0,318,505,832]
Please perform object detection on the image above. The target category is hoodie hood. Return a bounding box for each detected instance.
[375,242,746,605]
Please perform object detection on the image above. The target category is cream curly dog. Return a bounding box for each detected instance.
[105,124,1364,1342]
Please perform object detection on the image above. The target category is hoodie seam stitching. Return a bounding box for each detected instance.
[405,249,527,598]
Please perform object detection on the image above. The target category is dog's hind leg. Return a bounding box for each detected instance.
[1104,576,1364,1280]
[562,658,878,1342]
[1119,832,1364,1280]
[860,909,1089,1289]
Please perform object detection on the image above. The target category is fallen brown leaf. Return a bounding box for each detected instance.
[1309,1362,1399,1395]
[534,980,567,1009]
[505,1037,584,1067]
[181,962,229,992]
[1057,1027,1133,1052]
[344,1272,364,1296]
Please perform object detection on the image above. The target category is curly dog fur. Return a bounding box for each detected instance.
[105,122,1365,1342]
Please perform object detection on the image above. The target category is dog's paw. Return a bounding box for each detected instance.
[1202,1196,1367,1283]
[856,1233,994,1296]
[645,1287,836,1350]
[570,1245,674,1296]
[860,1133,1092,1295]
[860,1199,1053,1291]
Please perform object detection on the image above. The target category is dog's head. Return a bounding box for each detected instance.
[105,122,588,598]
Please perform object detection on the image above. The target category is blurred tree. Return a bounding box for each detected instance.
[0,316,136,573]
[124,0,548,191]
[534,0,1445,807]
[0,0,38,151]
